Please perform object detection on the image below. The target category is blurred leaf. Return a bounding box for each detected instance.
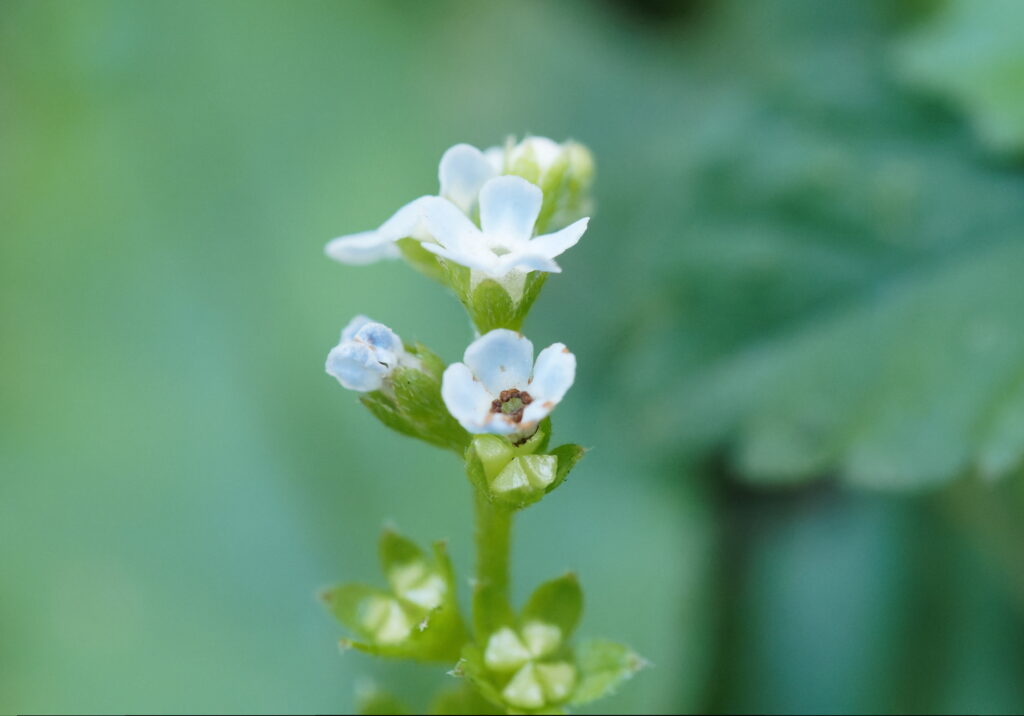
[896,0,1024,154]
[624,0,1024,491]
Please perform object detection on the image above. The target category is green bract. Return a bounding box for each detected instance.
[465,431,585,510]
[321,529,467,662]
[453,575,643,714]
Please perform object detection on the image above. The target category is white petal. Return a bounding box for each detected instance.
[326,343,387,392]
[354,322,402,355]
[441,362,495,433]
[483,145,506,173]
[423,197,483,253]
[495,251,562,276]
[438,144,497,214]
[464,329,534,395]
[522,343,575,423]
[479,176,542,245]
[526,217,589,259]
[324,231,400,265]
[341,315,373,343]
[421,240,499,274]
[377,195,440,242]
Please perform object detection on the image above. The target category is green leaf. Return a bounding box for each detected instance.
[570,640,646,707]
[895,0,1024,155]
[521,574,583,641]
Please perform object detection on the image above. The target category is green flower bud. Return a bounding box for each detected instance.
[499,136,595,235]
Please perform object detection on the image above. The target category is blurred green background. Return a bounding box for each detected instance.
[3,0,1024,713]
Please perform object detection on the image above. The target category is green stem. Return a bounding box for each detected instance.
[474,488,513,599]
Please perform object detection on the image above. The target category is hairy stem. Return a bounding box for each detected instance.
[474,488,513,599]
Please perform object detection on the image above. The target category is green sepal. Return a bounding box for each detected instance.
[358,356,469,454]
[514,271,548,329]
[357,687,411,715]
[360,390,422,441]
[489,455,558,509]
[397,237,446,283]
[408,341,446,380]
[321,582,383,639]
[547,443,586,493]
[378,528,425,576]
[391,366,470,452]
[465,430,546,487]
[466,431,561,509]
[569,639,647,707]
[469,279,517,333]
[522,573,583,641]
[441,258,550,333]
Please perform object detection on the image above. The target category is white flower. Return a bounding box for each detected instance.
[325,315,412,392]
[442,329,576,436]
[324,144,498,265]
[420,175,589,279]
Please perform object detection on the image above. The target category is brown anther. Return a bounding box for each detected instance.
[489,388,534,423]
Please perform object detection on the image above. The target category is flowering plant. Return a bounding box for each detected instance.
[320,137,644,714]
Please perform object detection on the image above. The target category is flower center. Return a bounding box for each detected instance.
[491,388,533,423]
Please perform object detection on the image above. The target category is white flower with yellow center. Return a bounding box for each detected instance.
[441,329,576,436]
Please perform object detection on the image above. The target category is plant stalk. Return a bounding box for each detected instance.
[474,488,512,599]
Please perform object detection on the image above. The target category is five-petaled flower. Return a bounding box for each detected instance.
[421,175,589,279]
[326,315,414,392]
[442,329,575,436]
[324,143,498,265]
[323,137,590,278]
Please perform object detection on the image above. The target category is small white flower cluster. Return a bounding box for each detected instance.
[324,137,584,438]
[325,137,589,279]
